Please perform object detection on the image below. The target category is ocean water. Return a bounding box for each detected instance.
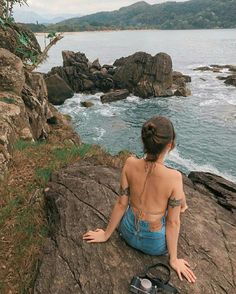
[36,30,236,182]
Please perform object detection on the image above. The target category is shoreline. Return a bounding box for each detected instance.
[33,27,236,35]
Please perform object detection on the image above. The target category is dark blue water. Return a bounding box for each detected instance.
[37,30,236,182]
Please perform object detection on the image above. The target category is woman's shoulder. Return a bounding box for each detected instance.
[165,166,183,181]
[124,154,140,166]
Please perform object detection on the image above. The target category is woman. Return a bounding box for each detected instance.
[83,116,196,283]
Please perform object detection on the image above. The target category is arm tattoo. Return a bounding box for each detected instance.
[119,186,130,197]
[168,197,183,208]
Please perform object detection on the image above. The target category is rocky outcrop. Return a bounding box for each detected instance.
[80,101,94,108]
[46,51,191,103]
[0,48,60,179]
[101,89,130,103]
[45,74,74,105]
[188,172,236,212]
[34,159,236,294]
[0,23,41,60]
[194,64,236,87]
[113,52,191,98]
[224,75,236,87]
[47,51,114,95]
[0,48,25,95]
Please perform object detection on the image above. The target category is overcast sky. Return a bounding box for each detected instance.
[25,0,186,16]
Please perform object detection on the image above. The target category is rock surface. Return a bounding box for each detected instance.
[45,74,74,105]
[0,23,41,60]
[46,51,191,102]
[34,159,236,294]
[0,48,63,179]
[224,75,236,87]
[188,171,236,212]
[194,64,236,87]
[0,48,25,95]
[101,89,130,103]
[80,101,94,108]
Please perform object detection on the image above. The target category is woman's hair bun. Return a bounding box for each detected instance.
[143,122,156,138]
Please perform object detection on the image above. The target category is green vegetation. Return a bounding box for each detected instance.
[0,136,95,292]
[0,97,16,104]
[0,0,28,19]
[26,0,236,32]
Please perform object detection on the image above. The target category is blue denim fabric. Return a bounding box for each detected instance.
[118,206,167,256]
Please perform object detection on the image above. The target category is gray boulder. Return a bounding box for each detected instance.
[113,52,173,98]
[34,159,236,293]
[0,48,25,95]
[45,74,74,105]
[101,89,130,103]
[224,75,236,87]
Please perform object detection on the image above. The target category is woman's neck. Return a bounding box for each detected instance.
[145,153,166,164]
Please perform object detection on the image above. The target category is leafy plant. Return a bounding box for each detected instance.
[0,97,16,104]
[47,31,57,39]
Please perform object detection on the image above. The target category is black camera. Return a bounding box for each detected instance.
[130,276,157,294]
[129,263,179,294]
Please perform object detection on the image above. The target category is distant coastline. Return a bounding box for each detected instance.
[32,27,236,35]
[22,0,236,33]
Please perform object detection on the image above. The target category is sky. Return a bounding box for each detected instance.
[24,0,186,16]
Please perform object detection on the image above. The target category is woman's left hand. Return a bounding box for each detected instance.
[83,229,108,243]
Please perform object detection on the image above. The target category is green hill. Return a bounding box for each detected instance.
[37,0,236,32]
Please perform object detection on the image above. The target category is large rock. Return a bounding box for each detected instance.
[0,92,33,179]
[0,48,25,95]
[188,172,236,212]
[47,51,190,98]
[113,52,173,98]
[101,89,130,103]
[48,51,113,93]
[45,74,74,105]
[22,71,53,139]
[34,159,236,293]
[224,75,236,87]
[0,23,41,60]
[62,51,89,69]
[0,49,55,178]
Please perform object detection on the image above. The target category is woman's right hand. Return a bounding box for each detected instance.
[169,258,196,283]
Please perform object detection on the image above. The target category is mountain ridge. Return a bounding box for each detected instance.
[52,0,236,30]
[21,0,236,31]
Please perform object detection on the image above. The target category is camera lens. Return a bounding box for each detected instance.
[140,278,152,291]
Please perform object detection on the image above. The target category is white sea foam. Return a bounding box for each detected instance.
[199,99,219,106]
[92,127,106,141]
[94,105,119,117]
[126,95,141,103]
[167,148,236,183]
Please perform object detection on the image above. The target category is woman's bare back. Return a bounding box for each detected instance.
[126,156,181,222]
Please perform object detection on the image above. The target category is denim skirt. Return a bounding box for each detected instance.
[118,206,167,256]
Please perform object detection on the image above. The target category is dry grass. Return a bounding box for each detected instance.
[0,118,130,294]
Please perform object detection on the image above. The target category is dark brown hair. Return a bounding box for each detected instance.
[141,116,176,162]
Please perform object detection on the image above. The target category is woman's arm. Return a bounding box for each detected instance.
[83,158,130,243]
[166,171,196,283]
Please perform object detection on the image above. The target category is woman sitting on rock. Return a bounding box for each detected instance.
[83,116,196,283]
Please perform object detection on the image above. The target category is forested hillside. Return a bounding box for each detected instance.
[49,0,236,31]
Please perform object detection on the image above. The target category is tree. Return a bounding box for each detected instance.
[0,0,27,19]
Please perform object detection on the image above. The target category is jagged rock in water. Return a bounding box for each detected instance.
[113,52,173,98]
[92,58,102,70]
[188,171,236,212]
[62,50,89,69]
[101,89,130,103]
[80,101,94,108]
[46,51,191,101]
[224,75,236,87]
[34,159,236,294]
[45,74,74,105]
